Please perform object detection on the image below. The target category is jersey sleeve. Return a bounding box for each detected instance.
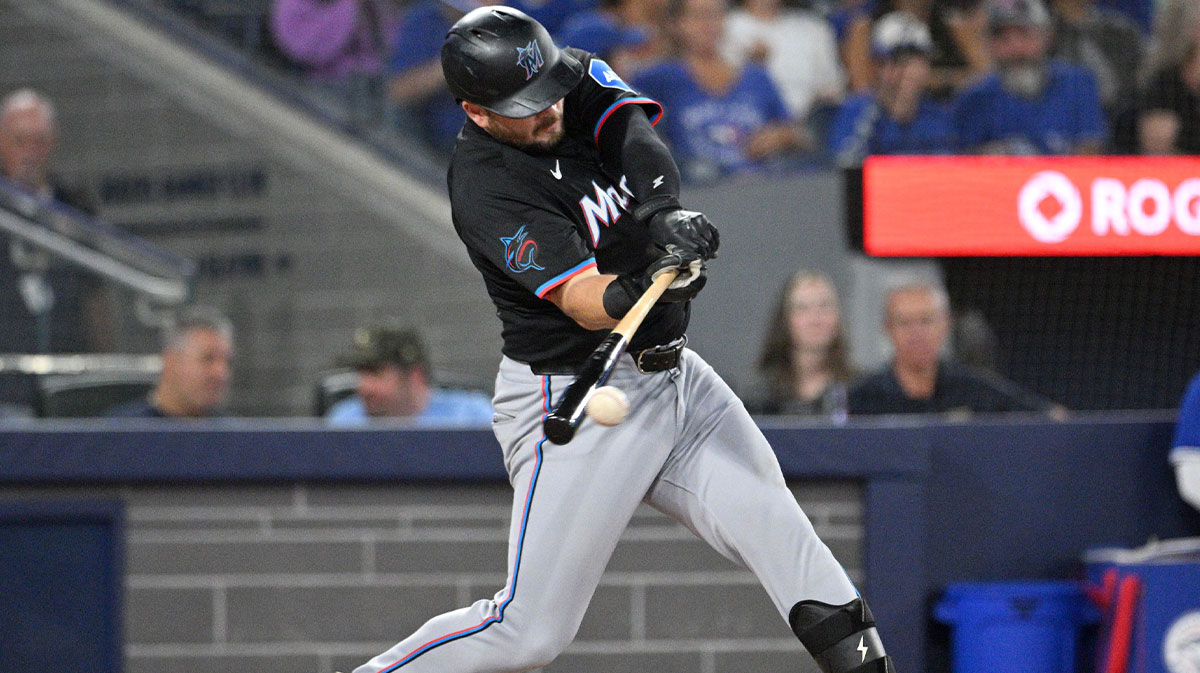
[453,171,597,300]
[563,48,664,146]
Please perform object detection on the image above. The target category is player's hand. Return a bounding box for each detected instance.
[647,208,720,261]
[644,249,706,303]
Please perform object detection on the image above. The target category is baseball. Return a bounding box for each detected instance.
[587,386,629,426]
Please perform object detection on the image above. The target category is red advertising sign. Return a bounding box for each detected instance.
[863,156,1200,256]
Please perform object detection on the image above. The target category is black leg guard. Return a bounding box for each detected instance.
[789,598,896,673]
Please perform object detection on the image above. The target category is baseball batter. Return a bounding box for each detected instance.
[354,7,896,673]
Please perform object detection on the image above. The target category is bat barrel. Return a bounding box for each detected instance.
[542,332,626,444]
[543,412,579,444]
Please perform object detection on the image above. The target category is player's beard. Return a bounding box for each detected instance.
[490,110,565,152]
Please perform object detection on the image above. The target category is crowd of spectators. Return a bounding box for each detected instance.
[263,0,1195,177]
[2,0,1193,423]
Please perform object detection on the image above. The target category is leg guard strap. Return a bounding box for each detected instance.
[789,598,895,673]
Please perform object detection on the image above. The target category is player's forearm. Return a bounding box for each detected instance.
[547,272,620,331]
[596,106,682,220]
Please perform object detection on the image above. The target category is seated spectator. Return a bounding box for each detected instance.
[105,305,234,418]
[0,89,110,356]
[270,0,402,82]
[828,10,956,166]
[744,271,853,420]
[848,281,1059,416]
[631,0,809,182]
[952,0,1107,154]
[1172,369,1200,513]
[720,0,846,124]
[559,1,658,79]
[270,0,405,128]
[840,0,991,97]
[1135,26,1200,155]
[1047,0,1144,116]
[1141,0,1200,84]
[326,326,493,427]
[386,0,476,155]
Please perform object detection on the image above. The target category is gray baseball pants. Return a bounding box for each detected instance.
[354,348,858,673]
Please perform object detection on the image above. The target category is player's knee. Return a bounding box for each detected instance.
[506,627,573,668]
[789,597,896,673]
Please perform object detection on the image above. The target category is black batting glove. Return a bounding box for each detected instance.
[602,250,707,319]
[632,195,720,261]
[647,208,720,261]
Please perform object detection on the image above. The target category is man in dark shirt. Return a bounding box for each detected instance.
[105,306,233,418]
[849,281,1058,416]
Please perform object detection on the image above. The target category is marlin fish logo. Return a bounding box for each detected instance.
[501,225,545,273]
[516,40,544,80]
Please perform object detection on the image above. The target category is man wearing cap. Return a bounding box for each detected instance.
[828,10,956,166]
[326,327,492,426]
[951,0,1106,155]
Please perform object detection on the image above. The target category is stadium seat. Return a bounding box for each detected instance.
[35,371,158,418]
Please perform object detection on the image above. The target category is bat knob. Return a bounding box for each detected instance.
[543,414,577,444]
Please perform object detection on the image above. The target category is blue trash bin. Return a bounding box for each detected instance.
[935,580,1099,673]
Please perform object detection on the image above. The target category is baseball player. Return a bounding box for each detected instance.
[354,7,896,673]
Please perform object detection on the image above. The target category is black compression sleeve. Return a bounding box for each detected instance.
[595,105,683,222]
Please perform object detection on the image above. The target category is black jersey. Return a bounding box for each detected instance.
[449,49,689,370]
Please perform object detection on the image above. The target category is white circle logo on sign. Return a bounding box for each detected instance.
[1019,171,1083,243]
[1165,610,1200,673]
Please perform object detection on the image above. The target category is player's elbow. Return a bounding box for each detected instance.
[570,311,614,331]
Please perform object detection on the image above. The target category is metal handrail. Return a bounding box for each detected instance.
[0,177,194,306]
[0,353,161,375]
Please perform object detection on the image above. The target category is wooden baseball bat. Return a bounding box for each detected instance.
[542,269,680,444]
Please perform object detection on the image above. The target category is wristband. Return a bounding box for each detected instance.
[602,275,641,319]
[632,195,681,224]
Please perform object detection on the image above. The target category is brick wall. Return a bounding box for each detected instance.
[0,480,863,673]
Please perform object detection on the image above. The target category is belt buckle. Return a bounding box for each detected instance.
[634,336,686,374]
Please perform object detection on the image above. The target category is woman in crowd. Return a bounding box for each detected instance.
[745,271,854,420]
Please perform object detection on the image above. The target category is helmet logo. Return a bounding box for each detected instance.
[516,40,544,80]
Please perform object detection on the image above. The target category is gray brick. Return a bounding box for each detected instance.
[129,540,362,575]
[374,539,508,574]
[547,651,705,673]
[714,649,820,673]
[644,584,787,640]
[409,514,510,530]
[305,485,511,508]
[126,485,297,508]
[608,539,740,573]
[331,651,393,673]
[270,517,403,533]
[823,536,863,572]
[126,654,320,673]
[125,587,214,644]
[574,585,632,641]
[129,518,264,534]
[226,585,458,642]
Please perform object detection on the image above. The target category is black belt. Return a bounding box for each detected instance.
[629,335,686,373]
[529,336,686,376]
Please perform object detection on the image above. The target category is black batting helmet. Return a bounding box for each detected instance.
[441,6,584,118]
